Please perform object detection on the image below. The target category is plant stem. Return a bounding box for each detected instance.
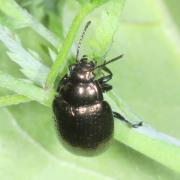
[45,2,107,89]
[0,95,31,107]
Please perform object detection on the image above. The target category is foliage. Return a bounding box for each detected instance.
[0,0,180,179]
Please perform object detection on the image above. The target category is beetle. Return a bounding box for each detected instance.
[53,21,142,155]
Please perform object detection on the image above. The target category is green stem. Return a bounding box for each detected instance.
[45,2,106,89]
[0,95,31,107]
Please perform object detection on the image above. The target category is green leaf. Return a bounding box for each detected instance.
[61,0,125,61]
[0,105,178,180]
[45,0,113,88]
[82,0,125,60]
[0,24,49,86]
[106,92,180,173]
[0,0,180,179]
[0,0,59,47]
[0,71,54,106]
[48,48,57,62]
[109,0,180,140]
[0,95,31,107]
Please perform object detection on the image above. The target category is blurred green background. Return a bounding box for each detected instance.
[0,0,180,179]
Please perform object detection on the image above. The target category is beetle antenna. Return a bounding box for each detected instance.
[76,21,91,62]
[94,54,124,70]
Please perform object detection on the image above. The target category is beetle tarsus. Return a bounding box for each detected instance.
[98,66,113,92]
[98,66,112,84]
[131,121,143,128]
[113,111,143,128]
[101,83,112,92]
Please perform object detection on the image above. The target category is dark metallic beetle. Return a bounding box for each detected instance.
[53,21,142,155]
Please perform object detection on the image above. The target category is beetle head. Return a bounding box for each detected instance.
[70,55,96,82]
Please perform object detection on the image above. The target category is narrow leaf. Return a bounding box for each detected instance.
[0,0,59,47]
[114,121,180,173]
[48,48,57,62]
[0,24,49,86]
[0,71,54,106]
[81,0,125,60]
[0,95,31,107]
[106,92,180,173]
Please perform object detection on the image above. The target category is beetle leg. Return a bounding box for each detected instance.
[57,74,68,92]
[100,83,112,92]
[98,66,112,84]
[113,111,143,128]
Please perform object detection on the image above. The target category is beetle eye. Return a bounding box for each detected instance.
[82,55,88,58]
[89,61,95,68]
